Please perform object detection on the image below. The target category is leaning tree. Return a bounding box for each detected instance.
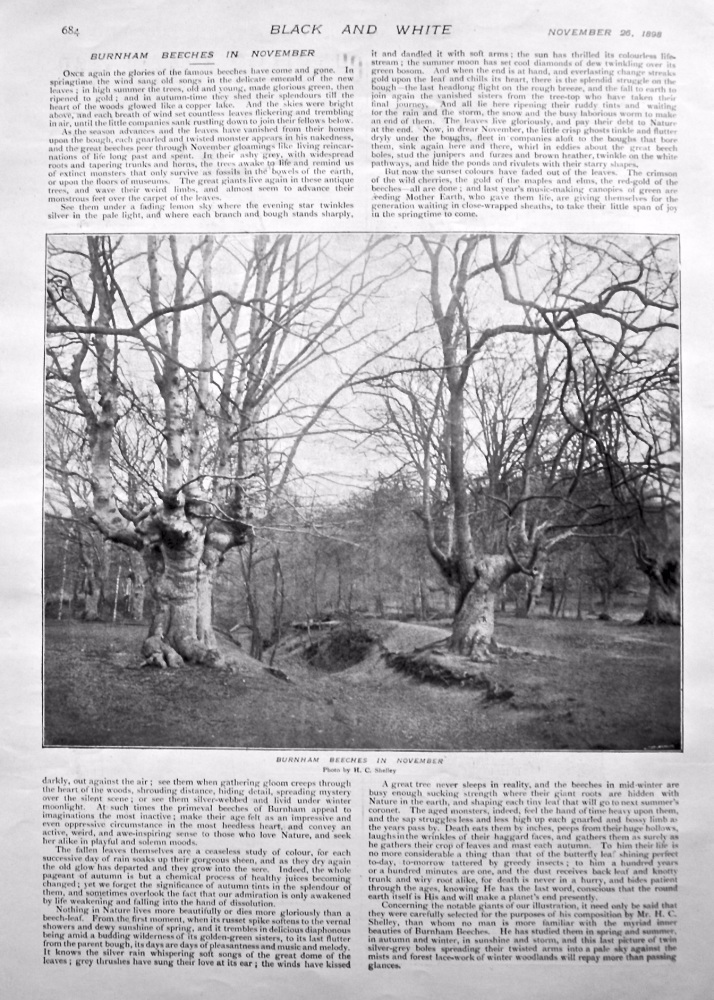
[45,233,400,668]
[374,234,679,655]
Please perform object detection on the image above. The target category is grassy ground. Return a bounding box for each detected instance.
[43,614,681,751]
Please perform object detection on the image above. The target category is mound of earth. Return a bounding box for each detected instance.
[294,619,513,699]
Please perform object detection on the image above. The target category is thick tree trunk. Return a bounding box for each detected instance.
[639,560,680,625]
[196,562,218,648]
[449,555,515,656]
[451,582,498,654]
[141,513,218,669]
[634,538,680,625]
[139,497,251,669]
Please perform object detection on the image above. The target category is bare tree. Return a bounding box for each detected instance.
[375,234,678,655]
[45,233,401,668]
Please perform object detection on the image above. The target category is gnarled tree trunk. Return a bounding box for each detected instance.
[633,536,680,626]
[449,555,516,656]
[137,494,252,669]
[639,557,680,625]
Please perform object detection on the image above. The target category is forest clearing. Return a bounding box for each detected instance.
[45,232,680,750]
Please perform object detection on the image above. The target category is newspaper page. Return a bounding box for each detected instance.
[1,0,712,997]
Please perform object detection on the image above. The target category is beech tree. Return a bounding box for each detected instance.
[45,233,398,667]
[592,373,680,624]
[377,234,678,655]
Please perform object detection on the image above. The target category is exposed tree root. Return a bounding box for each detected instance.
[140,636,184,669]
[140,634,224,670]
[384,649,514,701]
[264,666,292,683]
[409,637,450,655]
[637,610,680,626]
[489,640,547,660]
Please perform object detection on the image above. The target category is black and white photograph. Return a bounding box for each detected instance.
[6,3,714,996]
[44,232,681,750]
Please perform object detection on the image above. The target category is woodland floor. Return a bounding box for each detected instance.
[43,615,681,751]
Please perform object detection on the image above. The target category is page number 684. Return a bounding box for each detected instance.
[62,25,79,37]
